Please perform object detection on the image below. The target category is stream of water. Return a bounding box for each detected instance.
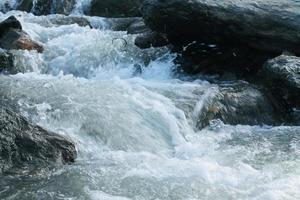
[0,8,300,200]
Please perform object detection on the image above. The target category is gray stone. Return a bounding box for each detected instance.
[262,55,300,107]
[0,108,77,173]
[197,82,284,129]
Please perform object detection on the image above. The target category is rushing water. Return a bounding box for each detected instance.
[0,9,300,200]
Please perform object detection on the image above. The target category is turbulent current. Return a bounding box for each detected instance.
[0,10,300,200]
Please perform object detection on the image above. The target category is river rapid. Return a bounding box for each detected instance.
[0,8,300,200]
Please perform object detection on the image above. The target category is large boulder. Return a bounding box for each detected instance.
[141,0,300,55]
[0,108,77,173]
[0,16,44,53]
[16,0,75,15]
[261,55,300,107]
[197,82,285,129]
[90,0,142,17]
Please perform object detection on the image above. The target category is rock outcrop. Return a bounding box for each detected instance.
[0,108,77,173]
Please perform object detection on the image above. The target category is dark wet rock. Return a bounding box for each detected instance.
[0,108,77,173]
[0,49,14,73]
[261,55,300,107]
[0,16,22,38]
[0,16,44,53]
[141,0,300,55]
[16,0,75,15]
[90,0,142,17]
[197,82,285,129]
[175,41,276,76]
[135,31,169,49]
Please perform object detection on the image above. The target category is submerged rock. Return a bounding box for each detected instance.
[0,16,43,53]
[262,55,300,107]
[0,108,77,173]
[141,0,300,55]
[197,83,284,129]
[90,0,142,17]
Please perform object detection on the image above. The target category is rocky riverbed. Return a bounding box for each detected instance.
[0,0,300,199]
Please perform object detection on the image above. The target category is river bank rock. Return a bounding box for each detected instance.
[16,0,75,15]
[0,16,43,53]
[90,0,142,17]
[261,55,300,107]
[0,108,77,173]
[197,83,285,129]
[141,0,300,55]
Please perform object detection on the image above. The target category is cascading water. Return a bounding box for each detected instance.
[0,7,300,200]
